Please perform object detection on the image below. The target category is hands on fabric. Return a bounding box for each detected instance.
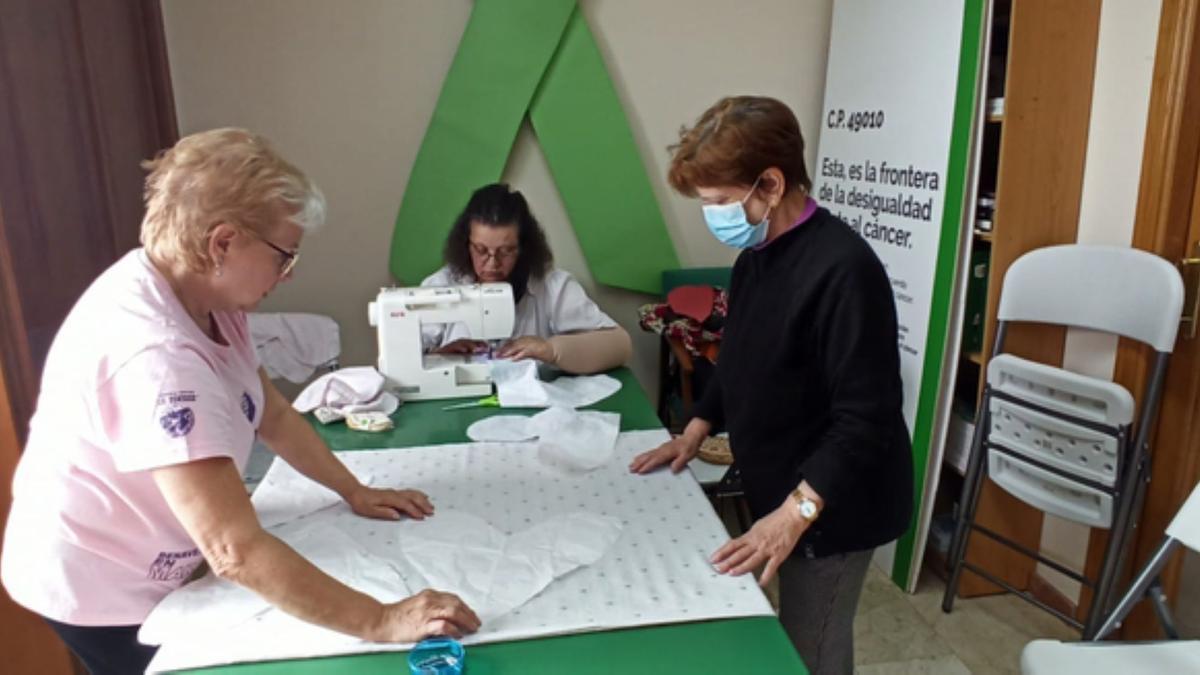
[345,486,434,522]
[434,339,489,355]
[434,335,557,365]
[261,368,382,497]
[495,335,555,363]
[369,589,481,642]
[710,501,810,587]
[145,431,774,671]
[628,417,711,474]
[629,417,828,587]
[153,458,459,644]
[710,481,824,587]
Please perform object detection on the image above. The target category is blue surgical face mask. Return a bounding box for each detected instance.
[701,178,773,248]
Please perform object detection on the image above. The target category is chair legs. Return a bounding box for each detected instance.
[1093,537,1179,640]
[1083,354,1171,637]
[1082,453,1148,637]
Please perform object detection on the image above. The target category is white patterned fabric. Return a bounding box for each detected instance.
[144,430,773,673]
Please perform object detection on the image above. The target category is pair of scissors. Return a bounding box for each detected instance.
[440,394,500,411]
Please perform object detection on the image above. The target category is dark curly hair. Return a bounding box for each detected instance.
[444,183,553,302]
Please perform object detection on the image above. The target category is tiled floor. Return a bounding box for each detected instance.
[758,556,1081,674]
[850,565,1078,674]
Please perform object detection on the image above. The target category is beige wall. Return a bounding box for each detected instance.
[161,0,833,393]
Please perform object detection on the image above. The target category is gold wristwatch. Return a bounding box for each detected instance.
[790,488,820,522]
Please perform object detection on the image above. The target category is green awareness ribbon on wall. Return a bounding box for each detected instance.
[390,0,679,293]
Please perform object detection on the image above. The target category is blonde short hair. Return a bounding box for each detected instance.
[140,128,326,270]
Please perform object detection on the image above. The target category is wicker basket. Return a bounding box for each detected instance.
[696,435,733,465]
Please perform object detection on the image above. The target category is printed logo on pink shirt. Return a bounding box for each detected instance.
[156,390,196,438]
[159,408,194,437]
[147,548,202,581]
[241,392,256,423]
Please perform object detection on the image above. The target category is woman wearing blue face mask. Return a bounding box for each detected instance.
[630,96,913,675]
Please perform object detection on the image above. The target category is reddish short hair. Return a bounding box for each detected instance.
[668,96,812,197]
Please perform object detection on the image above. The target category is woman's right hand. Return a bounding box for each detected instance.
[367,589,481,643]
[433,339,489,355]
[629,432,702,475]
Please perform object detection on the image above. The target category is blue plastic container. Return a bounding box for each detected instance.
[407,637,466,675]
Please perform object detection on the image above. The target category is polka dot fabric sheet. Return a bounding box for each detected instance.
[147,429,773,672]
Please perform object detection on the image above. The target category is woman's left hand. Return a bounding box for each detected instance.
[711,500,810,587]
[346,486,435,521]
[495,336,555,363]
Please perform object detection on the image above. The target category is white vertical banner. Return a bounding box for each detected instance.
[814,0,983,589]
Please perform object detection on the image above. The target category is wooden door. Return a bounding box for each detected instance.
[0,1,176,669]
[0,207,76,675]
[0,0,177,439]
[1086,0,1200,637]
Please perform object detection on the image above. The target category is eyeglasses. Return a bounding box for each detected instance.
[469,242,520,264]
[242,228,300,277]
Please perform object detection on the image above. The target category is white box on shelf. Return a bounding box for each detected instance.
[944,413,974,475]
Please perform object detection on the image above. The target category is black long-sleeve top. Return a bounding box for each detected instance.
[694,206,914,559]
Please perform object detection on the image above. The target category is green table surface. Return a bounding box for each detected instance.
[179,368,804,674]
[311,368,662,450]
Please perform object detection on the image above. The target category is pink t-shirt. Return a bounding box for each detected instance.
[1,249,263,626]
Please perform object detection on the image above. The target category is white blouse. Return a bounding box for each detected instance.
[419,266,618,349]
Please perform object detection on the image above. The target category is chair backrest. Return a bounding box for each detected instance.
[997,245,1184,353]
[661,267,733,295]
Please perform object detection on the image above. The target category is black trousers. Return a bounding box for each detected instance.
[44,617,158,675]
[778,549,873,675]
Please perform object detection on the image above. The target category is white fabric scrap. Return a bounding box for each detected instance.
[490,359,620,409]
[466,407,620,472]
[248,312,340,383]
[531,407,620,472]
[293,366,399,423]
[397,510,622,622]
[465,415,539,442]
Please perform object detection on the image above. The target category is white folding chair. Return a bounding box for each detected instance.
[942,245,1184,637]
[247,312,341,383]
[1020,480,1200,673]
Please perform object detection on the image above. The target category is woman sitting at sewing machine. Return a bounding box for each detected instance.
[421,183,632,375]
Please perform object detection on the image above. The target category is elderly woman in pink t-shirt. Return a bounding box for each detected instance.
[0,129,479,674]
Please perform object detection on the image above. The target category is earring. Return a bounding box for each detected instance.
[215,259,224,277]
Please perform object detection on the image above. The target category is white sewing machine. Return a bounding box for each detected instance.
[367,283,515,401]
